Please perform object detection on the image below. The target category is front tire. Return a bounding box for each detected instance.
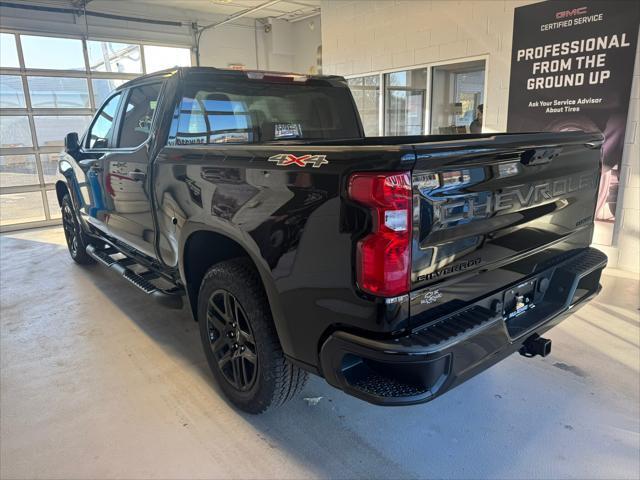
[61,194,95,265]
[198,258,308,414]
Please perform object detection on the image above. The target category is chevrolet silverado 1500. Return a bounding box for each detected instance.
[57,67,607,413]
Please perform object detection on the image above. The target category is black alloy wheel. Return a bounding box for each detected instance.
[206,289,258,391]
[61,194,95,265]
[197,258,308,413]
[62,201,79,256]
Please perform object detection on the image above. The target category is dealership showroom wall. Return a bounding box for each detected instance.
[1,1,639,479]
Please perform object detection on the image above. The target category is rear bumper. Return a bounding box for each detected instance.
[319,247,607,406]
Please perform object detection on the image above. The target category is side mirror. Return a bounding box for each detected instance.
[65,132,80,153]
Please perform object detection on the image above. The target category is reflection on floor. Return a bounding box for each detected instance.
[1,227,639,479]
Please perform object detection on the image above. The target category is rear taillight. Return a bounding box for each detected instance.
[348,172,412,297]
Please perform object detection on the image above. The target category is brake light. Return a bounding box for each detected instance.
[245,71,308,82]
[348,172,412,297]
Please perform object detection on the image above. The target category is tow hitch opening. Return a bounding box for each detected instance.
[519,334,552,358]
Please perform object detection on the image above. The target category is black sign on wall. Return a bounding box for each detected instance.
[507,0,639,240]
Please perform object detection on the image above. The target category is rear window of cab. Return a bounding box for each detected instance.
[167,79,361,145]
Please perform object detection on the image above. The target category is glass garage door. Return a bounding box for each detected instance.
[0,32,191,230]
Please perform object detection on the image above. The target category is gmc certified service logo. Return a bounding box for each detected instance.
[555,6,587,19]
[268,154,328,168]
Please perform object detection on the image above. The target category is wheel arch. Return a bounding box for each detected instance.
[179,225,293,357]
[55,180,69,206]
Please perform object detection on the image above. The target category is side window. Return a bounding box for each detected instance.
[118,83,162,148]
[86,92,122,149]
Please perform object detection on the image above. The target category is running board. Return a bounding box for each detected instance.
[86,244,184,309]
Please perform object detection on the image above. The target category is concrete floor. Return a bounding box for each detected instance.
[1,227,638,480]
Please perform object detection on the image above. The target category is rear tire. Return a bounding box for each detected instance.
[61,194,95,265]
[198,258,308,414]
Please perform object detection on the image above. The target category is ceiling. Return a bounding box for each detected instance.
[110,0,320,22]
[13,0,320,23]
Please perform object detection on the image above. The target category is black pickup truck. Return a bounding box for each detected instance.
[56,67,607,413]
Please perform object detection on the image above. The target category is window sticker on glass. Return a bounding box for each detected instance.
[274,123,302,139]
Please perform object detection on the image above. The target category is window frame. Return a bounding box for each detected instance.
[383,68,428,137]
[26,75,92,110]
[0,32,21,68]
[0,74,27,108]
[113,80,165,150]
[19,34,86,71]
[429,60,486,135]
[84,90,124,151]
[347,75,380,137]
[86,40,143,74]
[344,54,489,137]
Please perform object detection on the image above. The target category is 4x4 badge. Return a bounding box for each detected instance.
[268,154,328,168]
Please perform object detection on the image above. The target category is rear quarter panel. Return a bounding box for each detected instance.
[152,144,414,367]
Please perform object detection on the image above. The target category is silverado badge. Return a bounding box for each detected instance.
[268,154,328,168]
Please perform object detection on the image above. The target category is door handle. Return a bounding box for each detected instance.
[128,170,146,182]
[79,159,100,169]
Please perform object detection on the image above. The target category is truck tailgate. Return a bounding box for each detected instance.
[409,132,603,326]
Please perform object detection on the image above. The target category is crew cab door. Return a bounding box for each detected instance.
[101,81,163,258]
[76,90,124,234]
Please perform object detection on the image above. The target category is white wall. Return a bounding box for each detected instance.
[291,16,323,74]
[198,15,321,74]
[321,0,640,272]
[198,20,263,70]
[321,0,531,132]
[197,18,293,71]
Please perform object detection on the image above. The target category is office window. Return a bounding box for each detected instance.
[33,115,92,147]
[21,35,85,71]
[46,189,62,219]
[40,153,64,184]
[347,75,380,136]
[384,69,428,136]
[27,77,91,109]
[0,155,39,188]
[0,35,190,229]
[0,33,20,68]
[143,45,191,73]
[92,79,127,107]
[0,192,46,226]
[0,75,27,108]
[0,116,33,148]
[430,60,486,134]
[87,41,142,73]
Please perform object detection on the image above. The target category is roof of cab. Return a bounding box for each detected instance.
[115,66,345,91]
